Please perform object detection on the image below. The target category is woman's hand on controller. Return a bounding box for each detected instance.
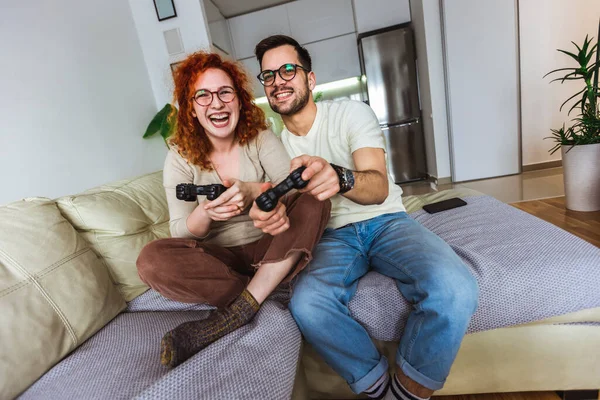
[249,183,290,235]
[204,179,260,216]
[201,199,241,221]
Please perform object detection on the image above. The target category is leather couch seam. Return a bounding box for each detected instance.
[0,248,79,347]
[0,247,92,298]
[64,197,122,289]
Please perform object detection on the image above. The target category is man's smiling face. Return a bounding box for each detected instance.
[261,45,314,116]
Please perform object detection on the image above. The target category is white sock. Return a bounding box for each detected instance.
[364,373,390,399]
[389,374,430,400]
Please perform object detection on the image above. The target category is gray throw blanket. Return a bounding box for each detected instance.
[20,299,300,400]
[349,195,600,341]
[20,195,600,399]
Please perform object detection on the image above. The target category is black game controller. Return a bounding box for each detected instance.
[255,166,309,212]
[176,183,227,201]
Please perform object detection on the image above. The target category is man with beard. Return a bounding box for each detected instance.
[251,35,479,400]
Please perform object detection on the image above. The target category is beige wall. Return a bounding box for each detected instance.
[519,0,600,166]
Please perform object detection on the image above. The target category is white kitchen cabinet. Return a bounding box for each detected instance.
[228,5,291,60]
[354,0,411,33]
[239,57,265,97]
[204,0,234,58]
[304,33,361,85]
[286,0,355,45]
[209,20,233,57]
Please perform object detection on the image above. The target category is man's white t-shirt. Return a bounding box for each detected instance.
[280,99,406,229]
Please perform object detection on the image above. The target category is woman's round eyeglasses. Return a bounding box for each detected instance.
[257,63,310,87]
[192,86,236,107]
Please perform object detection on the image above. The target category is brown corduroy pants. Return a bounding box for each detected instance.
[136,193,331,308]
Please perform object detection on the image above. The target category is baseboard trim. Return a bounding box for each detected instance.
[435,176,453,185]
[522,160,562,172]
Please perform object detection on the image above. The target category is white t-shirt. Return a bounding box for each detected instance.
[280,99,406,229]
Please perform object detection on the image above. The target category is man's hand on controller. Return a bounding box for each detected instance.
[249,183,290,235]
[290,155,340,201]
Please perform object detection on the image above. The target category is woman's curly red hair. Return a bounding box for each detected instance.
[169,51,267,170]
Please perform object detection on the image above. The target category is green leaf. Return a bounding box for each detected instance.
[557,49,580,62]
[143,104,172,138]
[159,112,173,140]
[577,38,589,65]
[567,90,588,115]
[583,43,597,66]
[549,70,582,84]
[543,67,578,78]
[584,60,600,77]
[572,39,584,54]
[549,77,581,83]
[559,87,587,112]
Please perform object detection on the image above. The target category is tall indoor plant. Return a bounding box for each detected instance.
[545,20,600,211]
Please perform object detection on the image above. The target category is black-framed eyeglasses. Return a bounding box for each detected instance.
[257,63,310,86]
[192,86,236,107]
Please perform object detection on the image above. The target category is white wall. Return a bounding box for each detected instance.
[129,0,212,109]
[442,0,520,182]
[410,0,451,180]
[0,0,165,205]
[519,0,600,166]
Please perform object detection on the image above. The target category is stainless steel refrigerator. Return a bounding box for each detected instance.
[358,23,427,183]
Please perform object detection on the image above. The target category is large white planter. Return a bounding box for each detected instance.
[561,142,600,212]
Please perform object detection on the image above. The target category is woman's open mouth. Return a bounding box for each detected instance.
[208,113,230,128]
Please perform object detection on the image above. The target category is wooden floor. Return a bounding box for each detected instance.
[433,392,561,400]
[434,196,600,400]
[510,196,600,247]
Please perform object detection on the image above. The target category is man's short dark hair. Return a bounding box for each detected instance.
[254,35,312,71]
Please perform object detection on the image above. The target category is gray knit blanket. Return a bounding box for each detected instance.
[20,195,600,399]
[20,298,301,400]
[349,195,600,341]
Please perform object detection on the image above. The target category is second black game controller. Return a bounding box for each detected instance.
[255,166,309,212]
[176,183,227,201]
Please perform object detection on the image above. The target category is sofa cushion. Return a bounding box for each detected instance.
[56,171,170,301]
[0,198,125,399]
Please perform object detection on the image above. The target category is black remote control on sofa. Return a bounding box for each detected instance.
[176,183,227,201]
[255,167,309,212]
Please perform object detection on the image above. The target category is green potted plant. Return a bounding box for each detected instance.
[143,104,177,146]
[545,20,600,211]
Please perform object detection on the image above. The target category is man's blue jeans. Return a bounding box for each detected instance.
[289,212,479,394]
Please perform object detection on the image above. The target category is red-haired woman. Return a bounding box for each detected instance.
[136,52,330,368]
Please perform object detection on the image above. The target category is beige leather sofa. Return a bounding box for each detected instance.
[2,171,599,400]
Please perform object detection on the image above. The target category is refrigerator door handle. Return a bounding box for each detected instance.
[381,118,420,130]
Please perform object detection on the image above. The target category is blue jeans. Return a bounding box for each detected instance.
[289,212,479,394]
